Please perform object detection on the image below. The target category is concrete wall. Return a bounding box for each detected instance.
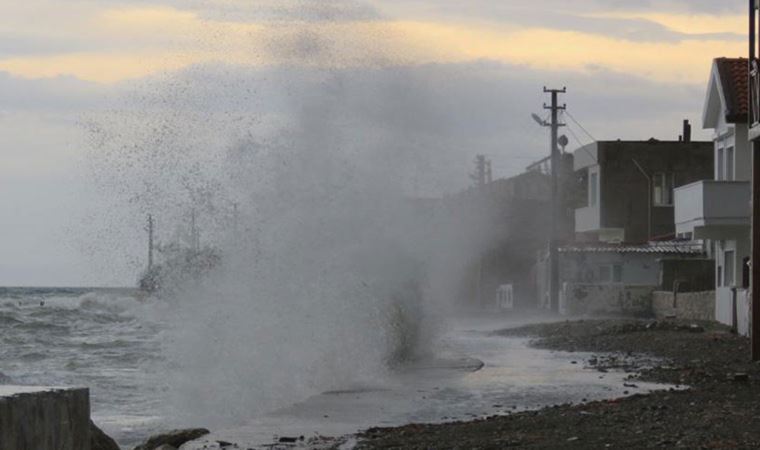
[560,283,654,316]
[0,386,90,450]
[738,289,750,336]
[538,251,666,309]
[561,252,661,285]
[652,291,715,321]
[715,287,750,336]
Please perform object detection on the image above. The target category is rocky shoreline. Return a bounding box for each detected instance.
[100,318,760,449]
[352,318,760,449]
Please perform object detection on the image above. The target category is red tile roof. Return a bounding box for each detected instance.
[715,57,748,123]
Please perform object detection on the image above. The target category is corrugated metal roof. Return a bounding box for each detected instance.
[560,241,704,255]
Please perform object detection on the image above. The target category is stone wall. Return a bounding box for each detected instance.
[652,291,715,321]
[560,283,654,316]
[0,386,90,450]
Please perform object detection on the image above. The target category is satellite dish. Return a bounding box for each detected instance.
[558,135,569,151]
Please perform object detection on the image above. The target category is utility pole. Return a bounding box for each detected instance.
[542,87,566,312]
[147,214,154,271]
[749,0,760,360]
[471,155,488,189]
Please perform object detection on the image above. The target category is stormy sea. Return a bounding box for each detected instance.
[0,287,164,446]
[1,287,679,449]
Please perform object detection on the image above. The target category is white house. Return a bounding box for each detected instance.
[674,57,752,334]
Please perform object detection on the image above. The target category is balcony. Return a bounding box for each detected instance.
[575,205,600,233]
[674,180,750,239]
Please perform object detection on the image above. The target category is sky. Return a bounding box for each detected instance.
[0,0,748,286]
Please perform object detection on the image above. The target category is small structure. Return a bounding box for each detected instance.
[537,241,708,316]
[0,386,90,450]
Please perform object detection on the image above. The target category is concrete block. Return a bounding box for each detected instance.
[0,386,90,450]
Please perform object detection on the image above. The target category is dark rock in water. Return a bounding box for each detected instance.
[91,421,120,450]
[133,428,210,450]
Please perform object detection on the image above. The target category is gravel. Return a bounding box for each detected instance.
[353,318,760,449]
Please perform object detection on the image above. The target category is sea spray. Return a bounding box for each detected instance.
[83,1,490,426]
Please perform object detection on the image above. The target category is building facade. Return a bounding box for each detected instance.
[575,137,713,244]
[675,57,751,332]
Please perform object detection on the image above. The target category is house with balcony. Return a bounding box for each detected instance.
[536,130,713,311]
[674,57,751,334]
[575,136,713,244]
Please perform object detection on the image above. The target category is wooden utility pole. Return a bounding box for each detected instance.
[749,0,760,360]
[543,87,566,312]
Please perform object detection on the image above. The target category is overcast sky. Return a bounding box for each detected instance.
[0,0,747,286]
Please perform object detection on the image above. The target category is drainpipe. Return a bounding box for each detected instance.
[632,159,652,241]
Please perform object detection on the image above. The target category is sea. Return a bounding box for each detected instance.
[1,287,677,449]
[0,287,165,446]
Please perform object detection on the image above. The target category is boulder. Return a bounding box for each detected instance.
[133,428,210,450]
[91,421,120,450]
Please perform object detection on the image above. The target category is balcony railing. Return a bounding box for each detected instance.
[674,180,750,239]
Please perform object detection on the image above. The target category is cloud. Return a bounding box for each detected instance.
[0,13,742,84]
[0,57,714,286]
[0,0,736,285]
[0,71,107,111]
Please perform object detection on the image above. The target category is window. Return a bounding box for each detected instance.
[717,148,724,180]
[726,147,735,181]
[612,265,623,283]
[653,173,674,206]
[590,172,598,206]
[724,250,735,287]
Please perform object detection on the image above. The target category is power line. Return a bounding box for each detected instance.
[564,109,597,143]
[565,123,585,148]
[562,110,599,164]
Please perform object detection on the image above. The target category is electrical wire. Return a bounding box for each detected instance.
[564,109,597,143]
[562,109,599,164]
